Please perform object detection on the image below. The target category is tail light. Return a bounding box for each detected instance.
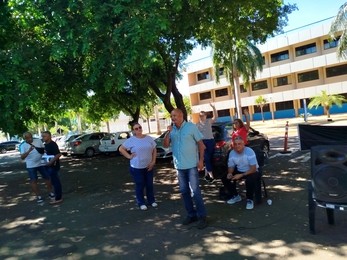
[111,139,115,145]
[72,140,82,146]
[215,140,226,149]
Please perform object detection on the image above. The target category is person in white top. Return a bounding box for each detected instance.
[20,132,54,204]
[196,103,218,183]
[119,122,157,211]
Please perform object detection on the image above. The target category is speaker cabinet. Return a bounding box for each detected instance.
[311,145,347,203]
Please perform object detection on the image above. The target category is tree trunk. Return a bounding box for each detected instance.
[260,106,264,122]
[106,121,110,133]
[233,76,242,119]
[154,105,161,135]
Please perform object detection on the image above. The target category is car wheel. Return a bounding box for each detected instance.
[85,148,95,157]
[1,148,7,154]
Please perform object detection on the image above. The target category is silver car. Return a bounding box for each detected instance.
[57,134,81,155]
[154,131,172,159]
[67,132,107,157]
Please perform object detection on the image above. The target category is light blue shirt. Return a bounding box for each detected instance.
[228,147,259,172]
[169,121,203,170]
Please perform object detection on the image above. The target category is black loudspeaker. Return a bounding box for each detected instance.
[311,145,347,203]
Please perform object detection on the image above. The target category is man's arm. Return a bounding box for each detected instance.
[197,140,205,170]
[231,164,257,181]
[20,144,34,160]
[163,130,171,148]
[210,103,218,123]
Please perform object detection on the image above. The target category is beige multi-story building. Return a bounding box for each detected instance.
[187,19,347,123]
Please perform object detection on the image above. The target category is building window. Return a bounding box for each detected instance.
[274,76,289,87]
[218,67,224,76]
[262,56,266,65]
[271,50,289,63]
[276,101,294,111]
[298,70,319,83]
[199,91,211,100]
[324,37,340,50]
[295,43,317,57]
[215,88,228,97]
[217,109,230,117]
[240,84,248,93]
[251,80,268,91]
[197,71,210,81]
[326,64,347,78]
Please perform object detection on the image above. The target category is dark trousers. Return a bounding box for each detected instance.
[202,139,215,172]
[221,170,259,201]
[46,167,62,200]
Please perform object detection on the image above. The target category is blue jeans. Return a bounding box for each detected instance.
[177,167,207,218]
[27,166,50,181]
[45,167,62,200]
[130,167,155,206]
[202,139,215,172]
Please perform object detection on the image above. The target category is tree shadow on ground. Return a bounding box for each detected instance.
[0,152,346,259]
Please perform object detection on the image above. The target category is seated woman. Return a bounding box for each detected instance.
[231,109,250,146]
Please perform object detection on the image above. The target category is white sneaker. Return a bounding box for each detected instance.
[151,202,158,208]
[140,205,148,211]
[246,199,254,210]
[227,195,242,205]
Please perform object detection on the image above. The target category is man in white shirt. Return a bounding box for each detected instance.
[20,132,54,203]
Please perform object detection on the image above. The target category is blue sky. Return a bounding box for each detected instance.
[178,1,345,95]
[284,0,344,31]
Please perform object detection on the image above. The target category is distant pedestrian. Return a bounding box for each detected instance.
[20,132,54,204]
[196,103,218,183]
[163,108,208,229]
[119,122,157,211]
[41,131,63,205]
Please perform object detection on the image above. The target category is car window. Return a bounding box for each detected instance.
[102,134,113,141]
[90,134,101,140]
[225,124,233,137]
[118,132,129,139]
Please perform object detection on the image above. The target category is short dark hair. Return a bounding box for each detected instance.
[42,130,52,136]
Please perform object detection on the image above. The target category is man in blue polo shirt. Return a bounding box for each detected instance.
[163,108,207,229]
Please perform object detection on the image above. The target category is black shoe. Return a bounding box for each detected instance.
[182,216,198,225]
[197,217,208,229]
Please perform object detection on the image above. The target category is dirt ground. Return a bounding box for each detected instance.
[1,114,347,259]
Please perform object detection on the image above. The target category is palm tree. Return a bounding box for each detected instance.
[329,2,347,59]
[213,38,264,119]
[308,90,347,120]
[255,95,268,122]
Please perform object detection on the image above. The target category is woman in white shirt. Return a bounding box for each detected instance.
[119,123,157,211]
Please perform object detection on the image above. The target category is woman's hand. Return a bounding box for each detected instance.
[147,162,155,171]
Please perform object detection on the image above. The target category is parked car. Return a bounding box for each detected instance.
[57,134,81,155]
[154,131,172,159]
[0,140,21,153]
[99,131,132,154]
[211,121,270,179]
[66,132,108,157]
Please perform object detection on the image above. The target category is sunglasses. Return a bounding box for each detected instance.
[134,126,142,130]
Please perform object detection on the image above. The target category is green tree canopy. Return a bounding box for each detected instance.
[1,0,296,136]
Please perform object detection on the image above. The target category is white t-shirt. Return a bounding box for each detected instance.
[20,139,45,168]
[122,135,156,169]
[228,147,259,172]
